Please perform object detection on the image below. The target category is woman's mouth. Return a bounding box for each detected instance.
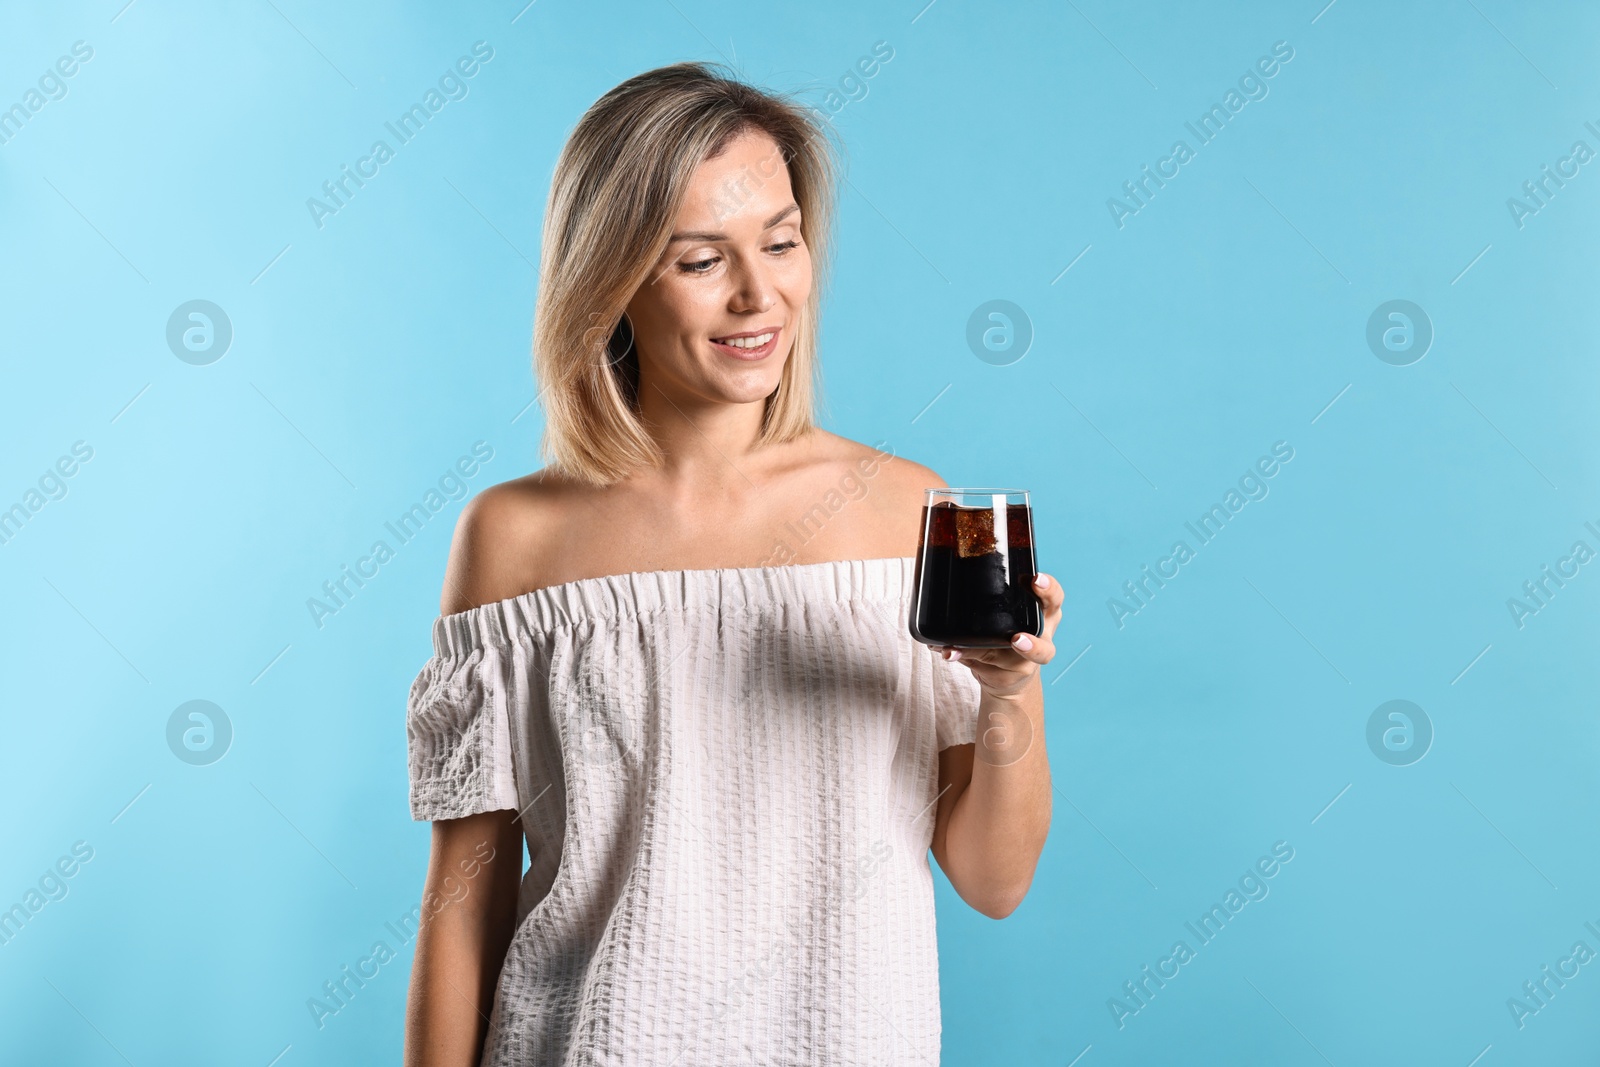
[709,327,780,360]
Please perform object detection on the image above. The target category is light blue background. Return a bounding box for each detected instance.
[2,0,1597,1063]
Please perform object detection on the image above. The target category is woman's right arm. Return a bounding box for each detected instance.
[404,809,524,1066]
[406,485,541,1064]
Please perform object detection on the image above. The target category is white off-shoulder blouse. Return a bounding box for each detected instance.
[406,555,982,1065]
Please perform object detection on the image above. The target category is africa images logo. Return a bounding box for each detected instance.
[1106,41,1295,229]
[305,42,495,229]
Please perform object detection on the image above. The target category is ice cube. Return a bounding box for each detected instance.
[954,505,997,558]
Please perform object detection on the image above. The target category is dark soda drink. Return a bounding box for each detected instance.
[909,493,1042,648]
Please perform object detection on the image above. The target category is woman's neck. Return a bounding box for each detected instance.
[635,383,780,484]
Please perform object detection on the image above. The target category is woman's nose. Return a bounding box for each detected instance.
[728,257,777,313]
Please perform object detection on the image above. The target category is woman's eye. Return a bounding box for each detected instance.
[677,241,796,274]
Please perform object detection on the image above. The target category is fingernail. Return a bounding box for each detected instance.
[1034,574,1050,589]
[1012,633,1033,651]
[948,649,962,660]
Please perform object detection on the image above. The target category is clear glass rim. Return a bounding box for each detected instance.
[925,486,1029,496]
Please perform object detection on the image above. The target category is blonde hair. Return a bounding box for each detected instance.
[532,62,838,487]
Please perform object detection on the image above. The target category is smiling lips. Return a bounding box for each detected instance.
[710,326,781,359]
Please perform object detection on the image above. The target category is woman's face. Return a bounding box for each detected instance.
[625,128,813,409]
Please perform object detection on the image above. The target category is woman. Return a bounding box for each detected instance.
[403,61,1060,1065]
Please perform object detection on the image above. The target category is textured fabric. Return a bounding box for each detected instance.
[406,554,982,1065]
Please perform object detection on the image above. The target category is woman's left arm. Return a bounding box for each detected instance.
[929,572,1063,919]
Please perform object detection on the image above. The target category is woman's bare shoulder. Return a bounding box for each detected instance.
[438,469,583,615]
[798,429,951,556]
[802,428,946,486]
[806,428,940,495]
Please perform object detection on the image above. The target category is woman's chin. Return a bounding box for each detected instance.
[650,355,788,408]
[713,365,787,404]
[729,382,783,406]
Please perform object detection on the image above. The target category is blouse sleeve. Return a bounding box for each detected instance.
[930,645,981,750]
[406,636,519,822]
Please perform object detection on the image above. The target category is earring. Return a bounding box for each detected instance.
[609,312,636,366]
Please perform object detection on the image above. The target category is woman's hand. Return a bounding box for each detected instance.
[936,572,1064,699]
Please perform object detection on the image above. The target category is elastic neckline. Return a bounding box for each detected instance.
[431,555,915,655]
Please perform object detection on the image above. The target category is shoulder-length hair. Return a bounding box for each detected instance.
[532,61,838,487]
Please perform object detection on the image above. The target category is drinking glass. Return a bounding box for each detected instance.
[908,488,1042,649]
